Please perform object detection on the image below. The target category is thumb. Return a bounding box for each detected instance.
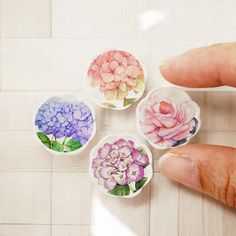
[158,144,236,208]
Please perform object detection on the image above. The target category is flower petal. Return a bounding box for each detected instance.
[145,130,161,143]
[126,78,137,87]
[128,55,138,66]
[104,179,117,190]
[109,60,119,71]
[92,158,103,169]
[132,149,141,161]
[157,139,177,148]
[125,65,140,77]
[91,78,101,87]
[98,143,111,159]
[101,73,114,83]
[159,124,189,139]
[159,101,174,114]
[119,82,127,92]
[150,118,163,127]
[101,63,111,73]
[118,146,132,158]
[104,89,117,100]
[181,101,199,123]
[140,123,157,133]
[105,82,117,90]
[115,66,125,75]
[156,115,177,128]
[99,166,115,179]
[172,129,190,141]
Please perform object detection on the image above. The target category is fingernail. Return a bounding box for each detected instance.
[158,152,201,190]
[159,56,178,69]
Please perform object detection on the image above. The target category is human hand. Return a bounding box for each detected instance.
[158,42,236,208]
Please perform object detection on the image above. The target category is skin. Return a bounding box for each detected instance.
[158,42,236,208]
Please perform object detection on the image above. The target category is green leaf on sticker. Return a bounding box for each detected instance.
[51,140,64,152]
[137,147,147,155]
[123,98,136,107]
[37,132,51,148]
[135,177,148,192]
[108,184,130,196]
[102,102,117,109]
[65,139,82,152]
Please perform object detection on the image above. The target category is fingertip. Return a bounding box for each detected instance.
[158,151,201,191]
[159,57,178,85]
[159,144,236,207]
[159,54,197,87]
[159,42,236,88]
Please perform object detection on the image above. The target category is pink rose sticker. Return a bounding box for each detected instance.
[87,50,145,110]
[89,134,152,198]
[136,88,201,149]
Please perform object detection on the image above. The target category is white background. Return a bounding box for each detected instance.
[0,1,236,236]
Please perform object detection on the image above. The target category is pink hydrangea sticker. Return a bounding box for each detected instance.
[136,88,201,150]
[89,135,152,197]
[87,50,145,110]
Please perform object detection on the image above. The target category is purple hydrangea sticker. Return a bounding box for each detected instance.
[89,135,153,197]
[35,95,95,154]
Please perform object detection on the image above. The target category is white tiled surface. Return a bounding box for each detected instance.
[52,173,93,224]
[0,0,51,38]
[0,225,51,236]
[52,0,137,39]
[0,172,51,224]
[0,131,51,171]
[52,0,236,41]
[0,39,149,90]
[179,186,203,236]
[150,174,178,236]
[1,1,236,236]
[1,39,235,91]
[51,225,92,236]
[91,186,150,236]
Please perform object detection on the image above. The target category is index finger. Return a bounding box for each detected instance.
[159,42,236,88]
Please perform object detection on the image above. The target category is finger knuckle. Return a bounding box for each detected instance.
[219,173,236,208]
[217,148,236,208]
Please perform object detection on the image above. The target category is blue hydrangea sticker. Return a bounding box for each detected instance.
[35,96,95,153]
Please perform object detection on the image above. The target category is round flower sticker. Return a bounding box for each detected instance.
[34,95,96,154]
[136,88,201,150]
[87,50,145,110]
[89,134,152,197]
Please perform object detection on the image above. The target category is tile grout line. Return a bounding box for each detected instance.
[1,128,236,133]
[50,153,53,236]
[0,170,89,173]
[203,92,206,132]
[201,132,206,236]
[148,182,151,236]
[177,183,180,236]
[0,38,2,91]
[0,170,160,173]
[202,194,205,236]
[1,37,234,42]
[50,0,53,39]
[49,5,55,231]
[0,90,231,93]
[0,223,93,226]
[148,172,157,236]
